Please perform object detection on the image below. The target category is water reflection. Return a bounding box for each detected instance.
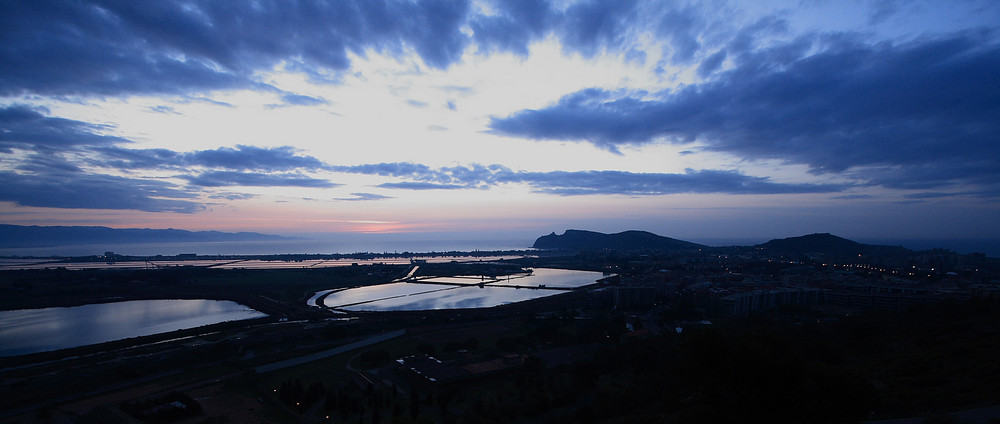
[1,255,534,271]
[324,283,461,308]
[320,268,605,311]
[0,299,266,357]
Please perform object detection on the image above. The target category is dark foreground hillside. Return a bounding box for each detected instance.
[417,298,1000,424]
[2,261,998,423]
[260,298,1000,424]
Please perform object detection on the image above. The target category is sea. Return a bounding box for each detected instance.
[0,237,536,257]
[0,236,996,258]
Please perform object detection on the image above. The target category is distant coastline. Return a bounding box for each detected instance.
[1,225,996,258]
[1,237,997,259]
[0,238,536,258]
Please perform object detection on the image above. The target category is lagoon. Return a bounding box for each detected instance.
[319,268,606,311]
[0,299,266,357]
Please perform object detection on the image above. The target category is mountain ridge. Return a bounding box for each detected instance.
[757,232,909,256]
[532,229,705,251]
[532,230,918,255]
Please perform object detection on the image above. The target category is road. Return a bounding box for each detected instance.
[254,329,406,374]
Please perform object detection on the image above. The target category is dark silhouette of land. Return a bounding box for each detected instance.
[1,229,999,423]
[533,229,706,251]
[534,229,984,260]
[757,232,910,256]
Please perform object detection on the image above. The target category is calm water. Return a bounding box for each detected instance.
[0,299,266,357]
[0,237,533,257]
[3,236,994,257]
[0,255,534,271]
[318,268,606,311]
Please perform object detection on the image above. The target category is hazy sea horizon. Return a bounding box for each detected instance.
[1,236,997,258]
[0,237,536,257]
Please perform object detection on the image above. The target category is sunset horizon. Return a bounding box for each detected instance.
[2,1,998,248]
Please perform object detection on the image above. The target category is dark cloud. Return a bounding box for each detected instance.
[209,192,258,201]
[336,192,394,201]
[559,0,639,57]
[96,145,329,171]
[0,104,341,210]
[470,0,558,56]
[333,162,502,187]
[469,2,730,64]
[331,162,436,179]
[697,49,727,77]
[405,0,472,68]
[377,182,469,190]
[3,100,334,193]
[15,154,83,174]
[91,147,182,170]
[187,145,328,171]
[183,171,338,188]
[859,162,1000,193]
[0,2,245,96]
[832,194,875,200]
[149,105,180,114]
[488,87,659,154]
[0,105,130,150]
[0,171,201,213]
[0,1,740,97]
[513,169,845,196]
[0,0,474,96]
[339,162,846,195]
[903,191,972,200]
[278,93,329,107]
[184,96,235,108]
[655,5,704,64]
[489,31,1000,193]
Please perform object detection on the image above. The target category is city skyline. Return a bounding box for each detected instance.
[1,0,999,245]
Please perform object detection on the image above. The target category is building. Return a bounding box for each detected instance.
[612,285,657,309]
[719,287,825,317]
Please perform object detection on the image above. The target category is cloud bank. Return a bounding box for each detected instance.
[0,171,202,213]
[1,0,998,220]
[0,106,341,212]
[490,32,1000,193]
[336,162,846,196]
[0,0,473,96]
[0,1,786,96]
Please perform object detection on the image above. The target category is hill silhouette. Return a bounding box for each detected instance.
[532,229,705,251]
[756,233,908,256]
[532,230,917,256]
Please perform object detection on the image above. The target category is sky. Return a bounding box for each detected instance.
[1,0,999,247]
